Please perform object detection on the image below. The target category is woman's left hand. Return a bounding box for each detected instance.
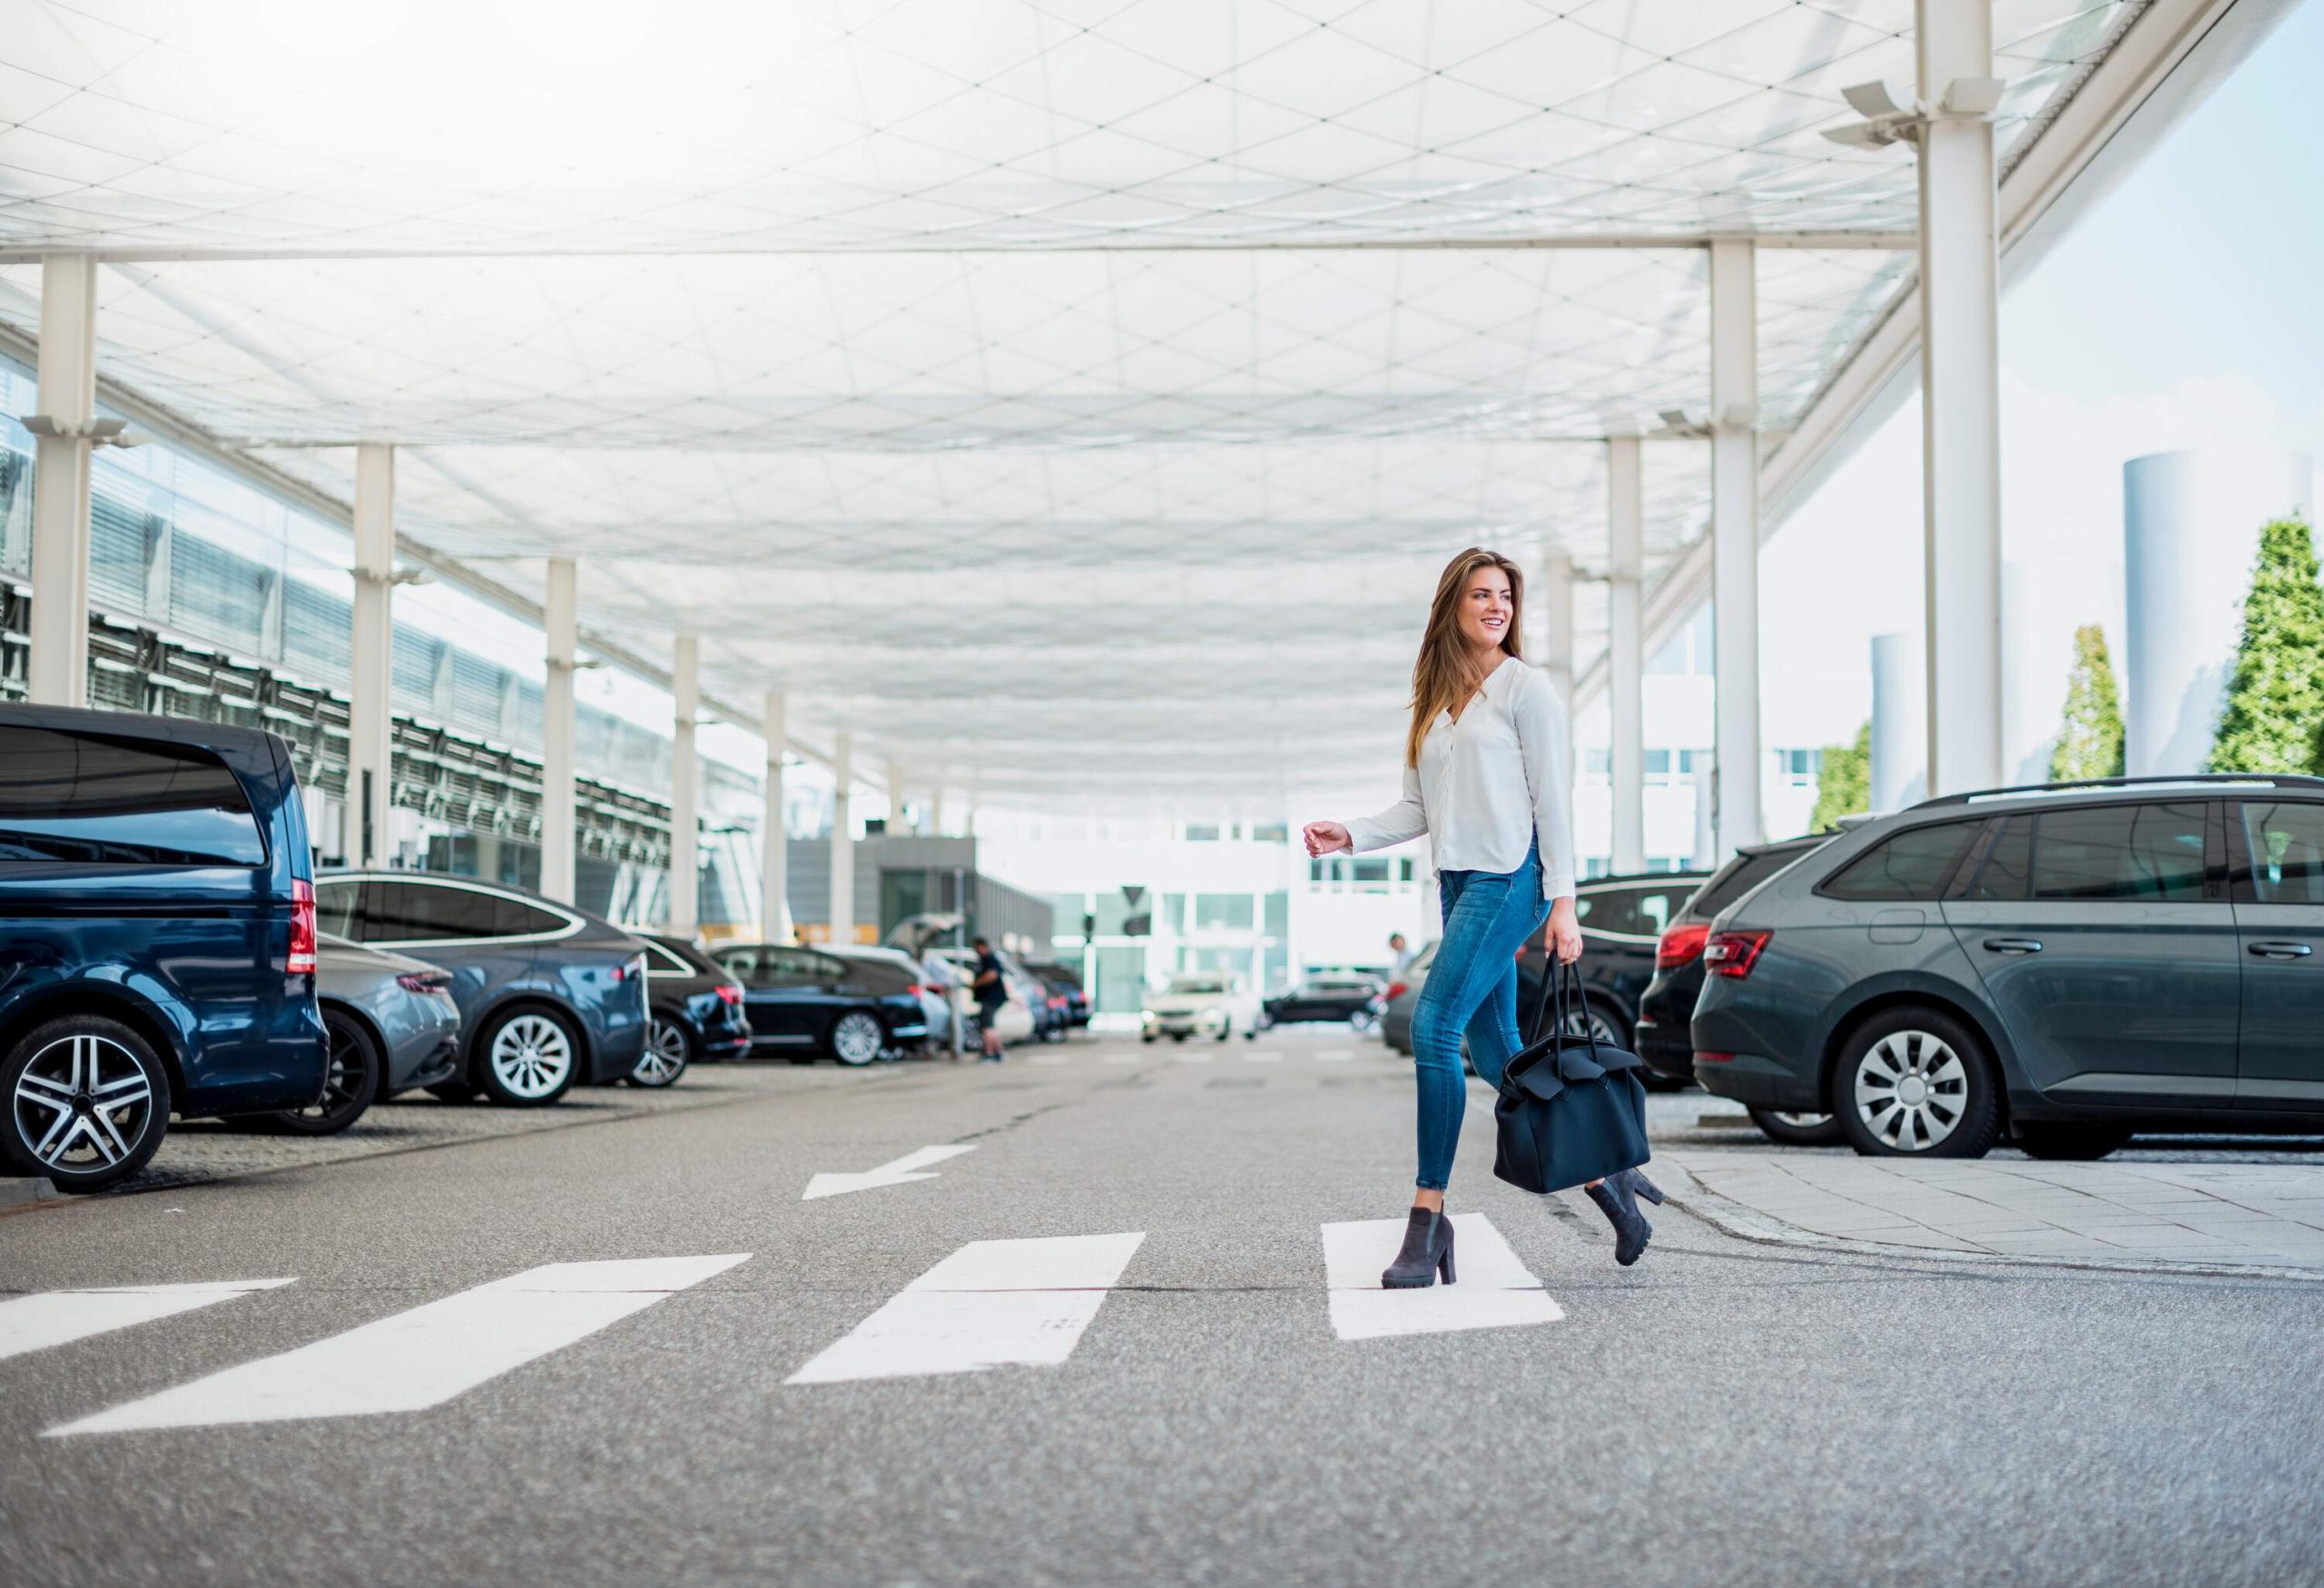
[1545,898,1582,965]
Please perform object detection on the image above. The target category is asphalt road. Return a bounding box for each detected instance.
[5,1031,2320,1587]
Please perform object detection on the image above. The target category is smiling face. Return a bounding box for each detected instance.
[1455,563,1515,656]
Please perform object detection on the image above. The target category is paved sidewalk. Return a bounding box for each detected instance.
[1666,1151,2324,1275]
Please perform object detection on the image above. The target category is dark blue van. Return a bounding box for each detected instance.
[0,705,328,1190]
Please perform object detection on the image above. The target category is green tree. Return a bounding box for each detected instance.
[1809,720,1871,831]
[2209,516,2324,774]
[2049,623,2125,782]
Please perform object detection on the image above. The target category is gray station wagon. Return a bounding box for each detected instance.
[1691,774,2324,1160]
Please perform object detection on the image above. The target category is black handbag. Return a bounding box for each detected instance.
[1492,957,1651,1197]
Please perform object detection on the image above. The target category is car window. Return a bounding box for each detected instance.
[2031,802,2208,902]
[763,948,830,986]
[1694,843,1819,916]
[1631,888,1683,935]
[0,725,266,867]
[1962,816,2033,901]
[1579,889,1640,936]
[361,880,503,940]
[645,941,695,974]
[2240,801,2324,903]
[715,946,763,981]
[488,894,566,936]
[315,877,362,938]
[1822,821,1980,902]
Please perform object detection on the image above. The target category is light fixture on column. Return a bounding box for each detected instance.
[21,416,145,447]
[1822,76,2004,148]
[387,566,431,588]
[1654,409,1709,440]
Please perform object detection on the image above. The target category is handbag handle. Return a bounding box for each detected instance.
[1523,939,1591,1050]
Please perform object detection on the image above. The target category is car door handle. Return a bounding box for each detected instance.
[1983,937,2043,954]
[2248,941,2314,959]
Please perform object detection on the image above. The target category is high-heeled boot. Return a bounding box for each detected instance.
[1623,1168,1666,1207]
[1585,1177,1653,1266]
[1381,1206,1458,1288]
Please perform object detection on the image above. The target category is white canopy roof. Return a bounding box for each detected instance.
[0,1,2155,809]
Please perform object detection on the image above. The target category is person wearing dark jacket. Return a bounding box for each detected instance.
[970,936,1007,1061]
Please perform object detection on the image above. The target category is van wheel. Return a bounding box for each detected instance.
[1747,1107,1846,1147]
[2014,1123,2132,1160]
[4,1015,172,1192]
[270,1009,379,1135]
[1833,1006,2000,1159]
[476,1007,579,1106]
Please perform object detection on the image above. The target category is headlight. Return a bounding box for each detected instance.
[1140,1009,1157,1024]
[1198,1008,1225,1026]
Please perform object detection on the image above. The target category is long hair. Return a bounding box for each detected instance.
[1405,547,1527,768]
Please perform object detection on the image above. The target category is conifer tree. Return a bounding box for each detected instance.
[2049,623,2125,782]
[1809,720,1871,831]
[2209,517,2324,774]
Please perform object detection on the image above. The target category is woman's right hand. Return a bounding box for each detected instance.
[1302,821,1353,857]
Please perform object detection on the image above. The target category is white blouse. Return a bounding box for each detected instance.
[1343,656,1577,902]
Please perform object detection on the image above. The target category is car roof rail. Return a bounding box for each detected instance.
[1907,773,2324,809]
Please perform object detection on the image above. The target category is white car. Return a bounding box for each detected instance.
[1141,972,1264,1043]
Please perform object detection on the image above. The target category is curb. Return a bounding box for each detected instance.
[0,1177,56,1212]
[1659,1163,2324,1284]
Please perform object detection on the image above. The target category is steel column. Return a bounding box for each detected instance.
[350,443,395,865]
[669,633,700,934]
[541,558,578,904]
[829,732,854,944]
[1709,238,1763,856]
[1607,436,1646,874]
[1917,0,2004,794]
[761,691,791,942]
[27,254,97,706]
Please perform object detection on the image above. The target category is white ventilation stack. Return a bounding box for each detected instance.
[2122,449,2314,775]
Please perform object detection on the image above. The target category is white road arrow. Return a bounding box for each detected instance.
[802,1144,977,1201]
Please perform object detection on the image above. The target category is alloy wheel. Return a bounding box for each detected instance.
[832,1011,884,1066]
[282,1020,371,1127]
[490,1013,574,1099]
[1852,1029,1968,1152]
[13,1032,155,1175]
[1562,1010,1621,1048]
[632,1019,689,1087]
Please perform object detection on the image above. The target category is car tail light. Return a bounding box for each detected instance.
[1657,922,1709,969]
[611,953,647,982]
[715,982,743,1005]
[396,970,452,993]
[1384,981,1408,1001]
[286,879,318,974]
[1704,930,1771,979]
[1695,1050,1736,1064]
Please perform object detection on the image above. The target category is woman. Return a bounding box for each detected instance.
[1303,547,1656,1285]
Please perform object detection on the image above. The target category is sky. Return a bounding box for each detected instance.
[1758,0,2324,761]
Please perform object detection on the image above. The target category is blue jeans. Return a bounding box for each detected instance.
[1411,844,1551,1192]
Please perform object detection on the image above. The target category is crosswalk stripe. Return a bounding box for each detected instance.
[45,1254,750,1436]
[1321,1215,1562,1341]
[788,1233,1146,1385]
[0,1279,295,1365]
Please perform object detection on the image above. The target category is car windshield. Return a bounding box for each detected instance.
[1167,975,1227,994]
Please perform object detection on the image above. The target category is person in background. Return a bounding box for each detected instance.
[970,935,1007,1061]
[1387,932,1415,977]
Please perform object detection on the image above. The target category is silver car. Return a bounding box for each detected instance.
[270,934,463,1135]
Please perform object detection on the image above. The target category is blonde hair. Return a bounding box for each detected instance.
[1405,547,1527,768]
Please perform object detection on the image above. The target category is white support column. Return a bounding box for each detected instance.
[1917,0,2004,795]
[829,732,854,945]
[884,758,907,835]
[761,691,791,943]
[1538,550,1575,793]
[1607,436,1647,875]
[27,254,97,707]
[541,559,578,904]
[1709,237,1763,857]
[931,784,947,837]
[349,444,395,866]
[668,633,700,935]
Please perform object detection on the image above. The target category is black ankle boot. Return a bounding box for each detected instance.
[1623,1168,1665,1207]
[1585,1178,1652,1267]
[1382,1207,1458,1288]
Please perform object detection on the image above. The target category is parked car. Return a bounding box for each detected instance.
[0,705,330,1190]
[1265,975,1385,1030]
[1636,834,1838,1141]
[1514,870,1707,1077]
[1692,774,2324,1161]
[275,934,464,1134]
[710,942,928,1064]
[1379,951,1429,1054]
[1000,949,1068,1043]
[1020,959,1092,1030]
[829,943,948,1055]
[636,933,751,1087]
[1142,972,1262,1042]
[312,873,650,1107]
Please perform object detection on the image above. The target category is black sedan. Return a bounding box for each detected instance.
[636,934,752,1087]
[1020,959,1092,1029]
[1265,976,1384,1030]
[710,942,929,1066]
